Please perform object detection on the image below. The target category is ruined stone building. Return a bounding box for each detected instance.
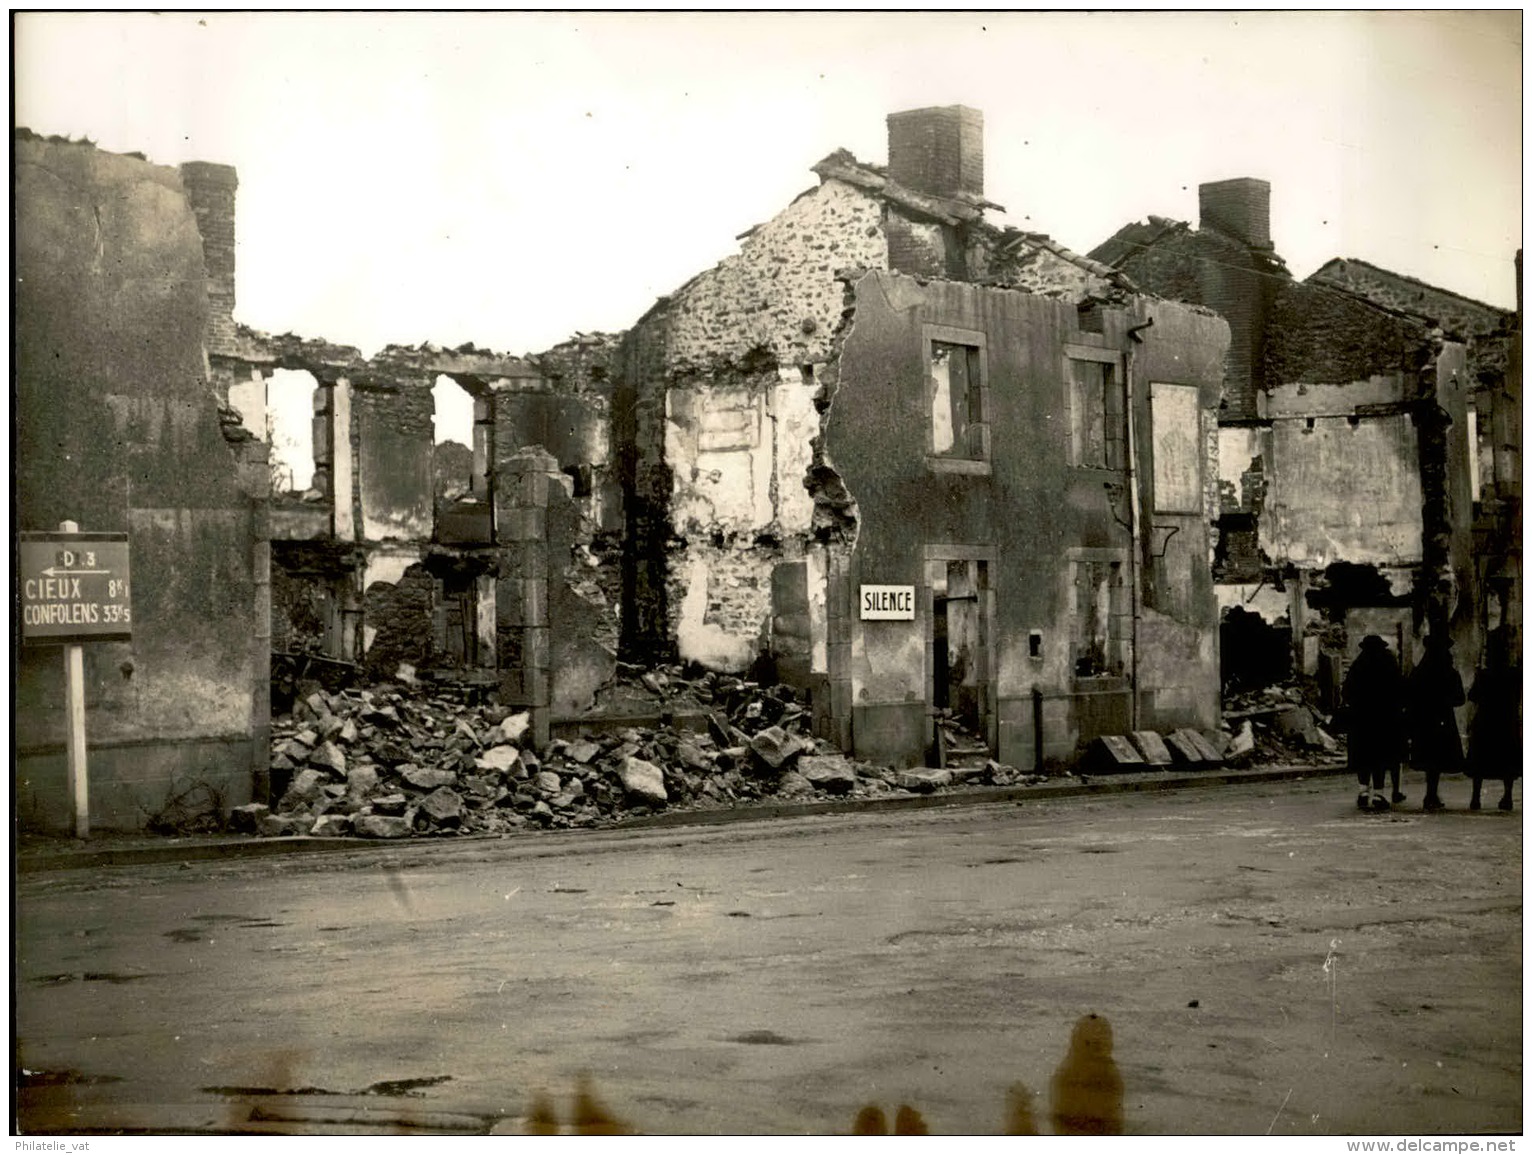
[1091,182,1519,694]
[615,107,1230,768]
[15,129,622,829]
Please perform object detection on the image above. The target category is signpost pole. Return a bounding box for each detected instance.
[59,519,90,839]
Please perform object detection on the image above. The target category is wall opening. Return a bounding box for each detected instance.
[926,549,996,764]
[267,369,320,498]
[433,374,476,502]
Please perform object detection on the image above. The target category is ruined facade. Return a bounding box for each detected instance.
[1092,182,1515,691]
[15,133,270,829]
[15,131,623,829]
[616,107,1229,768]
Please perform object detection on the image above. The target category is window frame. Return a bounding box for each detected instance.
[923,324,990,476]
[1064,344,1125,472]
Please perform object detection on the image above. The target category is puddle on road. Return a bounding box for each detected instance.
[728,1030,799,1046]
[203,1075,453,1099]
[30,971,156,985]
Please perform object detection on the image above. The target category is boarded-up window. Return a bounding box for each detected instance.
[1069,357,1122,469]
[931,341,985,458]
[1150,383,1202,513]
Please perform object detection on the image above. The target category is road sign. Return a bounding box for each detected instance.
[19,531,132,644]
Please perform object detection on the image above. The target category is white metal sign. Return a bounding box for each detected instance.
[860,584,916,621]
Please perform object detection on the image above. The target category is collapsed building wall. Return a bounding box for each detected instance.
[15,132,268,831]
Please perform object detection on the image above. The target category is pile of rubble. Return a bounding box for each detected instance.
[1221,683,1342,766]
[232,673,1045,840]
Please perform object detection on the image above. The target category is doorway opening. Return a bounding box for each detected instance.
[926,548,996,766]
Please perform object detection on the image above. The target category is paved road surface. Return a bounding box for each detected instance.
[15,776,1521,1135]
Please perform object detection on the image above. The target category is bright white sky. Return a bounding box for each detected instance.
[14,11,1523,366]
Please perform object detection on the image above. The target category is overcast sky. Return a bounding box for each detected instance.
[15,11,1523,361]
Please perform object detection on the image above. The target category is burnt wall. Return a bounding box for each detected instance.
[15,134,261,830]
[1266,281,1430,386]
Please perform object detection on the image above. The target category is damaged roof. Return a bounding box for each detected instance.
[813,147,1137,294]
[1088,216,1189,268]
[1308,257,1513,335]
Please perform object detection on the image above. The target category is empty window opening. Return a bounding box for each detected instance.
[1076,301,1105,334]
[564,464,593,498]
[930,340,987,460]
[1074,559,1126,678]
[433,375,477,502]
[1068,357,1123,469]
[267,369,320,497]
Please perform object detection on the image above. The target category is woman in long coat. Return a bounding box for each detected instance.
[1407,632,1464,811]
[1467,627,1521,812]
[1343,635,1406,812]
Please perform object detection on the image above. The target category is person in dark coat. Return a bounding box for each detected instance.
[1467,627,1521,812]
[1407,632,1464,811]
[1344,634,1406,811]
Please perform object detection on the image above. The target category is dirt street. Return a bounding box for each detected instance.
[14,775,1522,1136]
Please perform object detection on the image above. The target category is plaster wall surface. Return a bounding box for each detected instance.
[1262,415,1423,567]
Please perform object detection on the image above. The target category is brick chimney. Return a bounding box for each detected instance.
[1199,178,1271,249]
[179,161,239,356]
[887,105,984,200]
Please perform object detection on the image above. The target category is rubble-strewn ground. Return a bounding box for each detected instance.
[215,666,1344,842]
[243,669,1057,841]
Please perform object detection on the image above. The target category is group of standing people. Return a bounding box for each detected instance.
[1342,627,1520,813]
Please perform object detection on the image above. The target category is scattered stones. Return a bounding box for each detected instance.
[567,740,601,765]
[533,771,562,796]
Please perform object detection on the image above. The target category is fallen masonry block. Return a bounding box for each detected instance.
[310,814,352,837]
[1093,735,1147,770]
[228,803,269,834]
[533,771,562,796]
[749,726,801,771]
[475,745,521,774]
[1179,729,1224,765]
[309,741,347,775]
[567,740,601,765]
[798,754,857,794]
[617,756,667,806]
[280,768,329,809]
[346,765,380,799]
[1164,730,1205,765]
[370,793,409,816]
[1129,731,1174,766]
[354,814,412,839]
[418,787,465,825]
[491,712,531,746]
[402,765,459,791]
[947,764,990,785]
[897,768,953,792]
[1226,720,1257,761]
[257,813,307,837]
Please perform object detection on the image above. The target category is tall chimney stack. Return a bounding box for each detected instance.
[179,161,239,355]
[1199,178,1271,249]
[887,106,984,200]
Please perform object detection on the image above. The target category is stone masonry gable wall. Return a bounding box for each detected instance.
[1310,260,1510,339]
[656,178,887,374]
